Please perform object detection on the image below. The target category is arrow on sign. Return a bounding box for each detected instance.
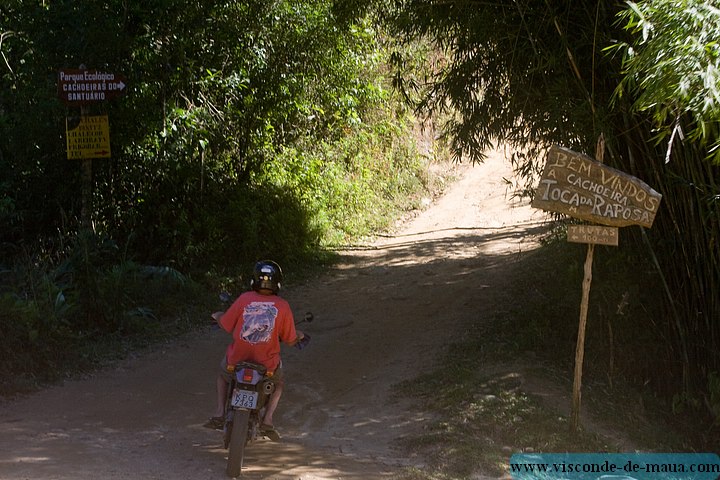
[110,81,126,91]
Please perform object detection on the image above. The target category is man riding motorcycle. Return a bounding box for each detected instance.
[205,260,305,440]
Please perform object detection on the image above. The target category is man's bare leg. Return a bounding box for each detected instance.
[215,375,228,418]
[262,380,283,427]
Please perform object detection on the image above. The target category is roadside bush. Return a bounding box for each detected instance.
[0,232,206,394]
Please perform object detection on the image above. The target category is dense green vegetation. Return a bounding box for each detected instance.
[0,1,441,392]
[1,0,718,436]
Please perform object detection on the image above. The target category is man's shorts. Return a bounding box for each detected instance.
[219,356,284,384]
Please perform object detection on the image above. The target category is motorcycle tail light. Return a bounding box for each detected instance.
[241,369,254,383]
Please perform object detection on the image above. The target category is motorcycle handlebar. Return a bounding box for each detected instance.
[297,312,313,325]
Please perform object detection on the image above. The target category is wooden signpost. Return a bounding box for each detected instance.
[532,141,662,432]
[58,67,127,229]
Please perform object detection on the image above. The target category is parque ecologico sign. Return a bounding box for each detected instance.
[57,69,127,105]
[531,145,662,228]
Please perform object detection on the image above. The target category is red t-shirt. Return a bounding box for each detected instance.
[220,290,296,373]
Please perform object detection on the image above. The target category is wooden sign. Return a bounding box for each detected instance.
[532,146,662,228]
[567,225,619,246]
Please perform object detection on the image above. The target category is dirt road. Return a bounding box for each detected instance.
[0,149,545,479]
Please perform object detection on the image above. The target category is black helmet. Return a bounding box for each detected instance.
[250,260,283,294]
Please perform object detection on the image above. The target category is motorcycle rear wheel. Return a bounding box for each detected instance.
[226,409,250,477]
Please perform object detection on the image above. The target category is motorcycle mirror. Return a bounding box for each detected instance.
[304,312,314,323]
[219,292,233,303]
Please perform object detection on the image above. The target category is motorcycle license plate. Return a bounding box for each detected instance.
[231,388,258,409]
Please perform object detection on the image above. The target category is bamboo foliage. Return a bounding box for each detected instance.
[612,1,720,399]
[385,0,720,419]
[612,1,720,163]
[615,109,720,395]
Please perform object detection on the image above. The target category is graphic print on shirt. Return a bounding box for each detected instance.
[240,302,278,344]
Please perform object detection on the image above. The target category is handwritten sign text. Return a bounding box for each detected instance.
[532,146,662,228]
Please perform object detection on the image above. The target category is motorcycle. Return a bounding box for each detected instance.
[216,296,312,477]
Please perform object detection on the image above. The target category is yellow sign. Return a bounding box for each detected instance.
[66,115,111,159]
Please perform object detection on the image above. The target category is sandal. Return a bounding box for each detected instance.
[203,416,224,431]
[260,424,281,442]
